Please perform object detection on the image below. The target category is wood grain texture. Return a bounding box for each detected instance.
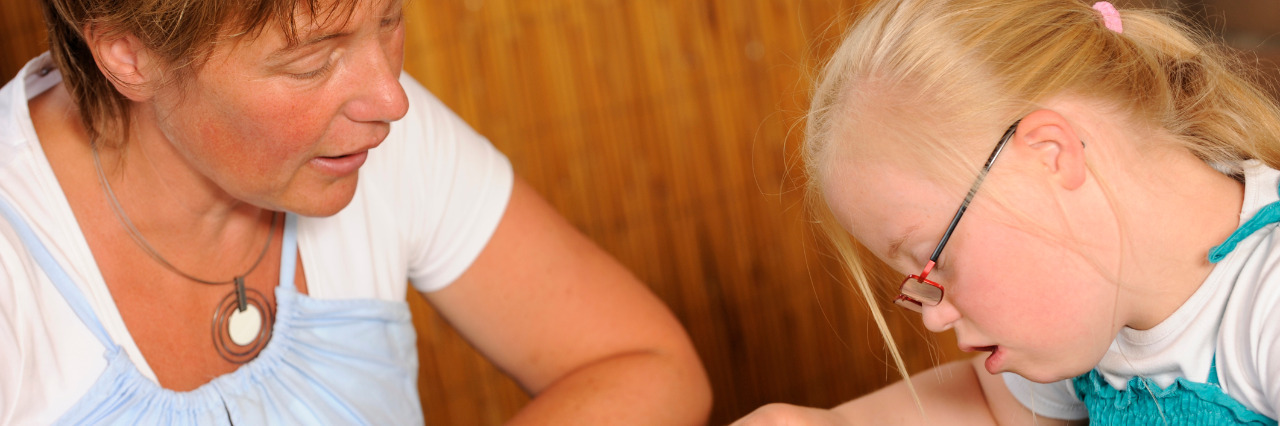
[399,1,960,423]
[12,0,1265,424]
[1,0,47,79]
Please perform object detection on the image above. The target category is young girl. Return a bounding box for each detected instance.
[737,0,1279,424]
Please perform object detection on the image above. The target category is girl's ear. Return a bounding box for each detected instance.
[1013,109,1087,190]
[84,25,157,102]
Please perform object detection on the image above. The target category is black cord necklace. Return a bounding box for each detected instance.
[92,145,276,363]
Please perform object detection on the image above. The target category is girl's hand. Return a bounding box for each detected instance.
[732,403,850,426]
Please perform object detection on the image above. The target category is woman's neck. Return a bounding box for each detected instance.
[35,83,274,270]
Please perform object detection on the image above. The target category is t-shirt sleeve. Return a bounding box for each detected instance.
[0,207,34,423]
[1002,373,1088,420]
[0,256,20,424]
[1222,232,1280,420]
[1247,293,1280,420]
[393,75,514,293]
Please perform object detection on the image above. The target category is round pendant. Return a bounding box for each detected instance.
[212,288,274,364]
[227,304,262,346]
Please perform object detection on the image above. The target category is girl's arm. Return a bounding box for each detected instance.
[423,177,712,425]
[735,357,1083,425]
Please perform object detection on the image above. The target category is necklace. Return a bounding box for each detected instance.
[92,146,276,364]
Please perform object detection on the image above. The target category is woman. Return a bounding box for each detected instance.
[0,0,711,423]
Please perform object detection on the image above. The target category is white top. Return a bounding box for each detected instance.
[0,53,514,425]
[1004,160,1280,420]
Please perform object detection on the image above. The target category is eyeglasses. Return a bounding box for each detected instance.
[894,120,1021,313]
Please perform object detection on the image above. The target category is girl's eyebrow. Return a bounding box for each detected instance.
[886,224,920,260]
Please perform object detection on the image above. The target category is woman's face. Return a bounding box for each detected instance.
[145,0,408,216]
[820,129,1123,383]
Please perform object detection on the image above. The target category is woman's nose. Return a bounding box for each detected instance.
[920,297,961,333]
[345,41,409,123]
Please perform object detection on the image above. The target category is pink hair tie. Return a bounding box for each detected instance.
[1092,1,1123,34]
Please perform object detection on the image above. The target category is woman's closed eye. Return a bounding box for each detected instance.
[288,61,332,79]
[286,50,340,80]
[380,12,404,30]
[289,60,334,80]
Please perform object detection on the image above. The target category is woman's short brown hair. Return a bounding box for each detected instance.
[40,0,359,147]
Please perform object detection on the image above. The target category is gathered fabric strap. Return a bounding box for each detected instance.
[1209,180,1280,263]
[1072,356,1278,425]
[0,194,116,348]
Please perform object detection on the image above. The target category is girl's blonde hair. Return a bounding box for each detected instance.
[40,0,361,148]
[805,0,1280,397]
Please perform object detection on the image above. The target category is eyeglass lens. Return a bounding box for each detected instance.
[895,276,943,313]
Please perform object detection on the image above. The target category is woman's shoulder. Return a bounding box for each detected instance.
[1,53,61,149]
[0,194,110,425]
[380,73,495,158]
[348,72,513,292]
[362,71,511,209]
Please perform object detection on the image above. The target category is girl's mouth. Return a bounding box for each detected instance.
[981,346,1004,374]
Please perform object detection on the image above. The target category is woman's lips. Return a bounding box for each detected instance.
[310,151,369,177]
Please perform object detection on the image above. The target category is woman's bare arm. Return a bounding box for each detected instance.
[425,177,712,425]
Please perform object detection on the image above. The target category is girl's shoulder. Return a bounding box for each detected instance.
[1216,175,1280,419]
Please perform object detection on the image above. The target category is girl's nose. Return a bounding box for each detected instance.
[920,297,961,333]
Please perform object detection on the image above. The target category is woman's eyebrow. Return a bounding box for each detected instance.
[269,0,403,61]
[383,0,405,16]
[268,32,348,61]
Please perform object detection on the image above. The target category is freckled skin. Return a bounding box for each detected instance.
[141,0,410,217]
[52,0,414,390]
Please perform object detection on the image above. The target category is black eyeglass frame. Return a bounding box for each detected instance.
[894,120,1022,313]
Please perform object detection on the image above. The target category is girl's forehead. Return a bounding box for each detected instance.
[821,156,953,261]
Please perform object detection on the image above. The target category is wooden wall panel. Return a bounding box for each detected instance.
[1,0,47,77]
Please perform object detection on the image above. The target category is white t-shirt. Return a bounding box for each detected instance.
[1004,160,1280,420]
[0,53,514,424]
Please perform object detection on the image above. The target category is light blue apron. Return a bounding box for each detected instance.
[0,196,425,425]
